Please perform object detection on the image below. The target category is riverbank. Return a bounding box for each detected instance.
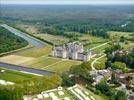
[0,44,33,57]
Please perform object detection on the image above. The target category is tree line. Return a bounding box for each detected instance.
[0,26,28,53]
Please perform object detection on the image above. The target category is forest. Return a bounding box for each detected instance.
[0,26,28,53]
[0,5,134,38]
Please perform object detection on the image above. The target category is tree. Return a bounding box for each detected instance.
[120,36,125,42]
[95,80,111,96]
[61,72,75,86]
[70,62,93,82]
[105,61,112,69]
[115,90,126,100]
[0,85,23,100]
[112,62,126,70]
[110,72,118,84]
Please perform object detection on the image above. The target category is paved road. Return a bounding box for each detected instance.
[1,24,44,48]
[0,62,54,76]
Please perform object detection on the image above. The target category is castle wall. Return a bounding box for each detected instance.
[52,43,93,61]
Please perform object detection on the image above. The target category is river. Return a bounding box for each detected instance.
[0,24,54,76]
[1,24,44,48]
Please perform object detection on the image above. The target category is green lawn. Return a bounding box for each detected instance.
[22,57,61,69]
[0,67,38,83]
[79,34,108,43]
[21,56,82,74]
[44,60,82,73]
[80,34,109,50]
[15,44,82,74]
[17,47,52,57]
[84,43,103,49]
[92,43,111,52]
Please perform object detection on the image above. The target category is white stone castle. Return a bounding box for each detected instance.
[52,42,92,61]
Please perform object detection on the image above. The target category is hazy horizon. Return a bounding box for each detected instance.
[1,0,134,5]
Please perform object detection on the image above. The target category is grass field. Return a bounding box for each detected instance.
[122,42,134,50]
[17,47,52,57]
[84,43,102,49]
[22,57,61,68]
[16,24,39,34]
[92,43,111,52]
[34,34,69,45]
[79,34,109,43]
[16,24,69,45]
[108,31,130,37]
[44,59,81,73]
[22,56,82,74]
[0,67,38,83]
[0,55,35,65]
[108,31,134,41]
[80,34,109,50]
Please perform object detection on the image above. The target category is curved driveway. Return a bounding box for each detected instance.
[91,54,106,70]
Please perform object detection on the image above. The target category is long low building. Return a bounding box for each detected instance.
[52,42,93,61]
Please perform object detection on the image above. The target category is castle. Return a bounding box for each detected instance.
[52,42,92,61]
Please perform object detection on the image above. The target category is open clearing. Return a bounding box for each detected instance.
[34,34,69,45]
[44,59,81,73]
[17,47,52,57]
[0,67,38,83]
[0,55,35,65]
[15,24,39,34]
[108,31,132,38]
[22,56,82,73]
[108,31,134,41]
[122,42,134,50]
[80,34,110,50]
[79,34,109,43]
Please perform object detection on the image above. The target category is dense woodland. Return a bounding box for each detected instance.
[0,26,28,53]
[0,5,134,38]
